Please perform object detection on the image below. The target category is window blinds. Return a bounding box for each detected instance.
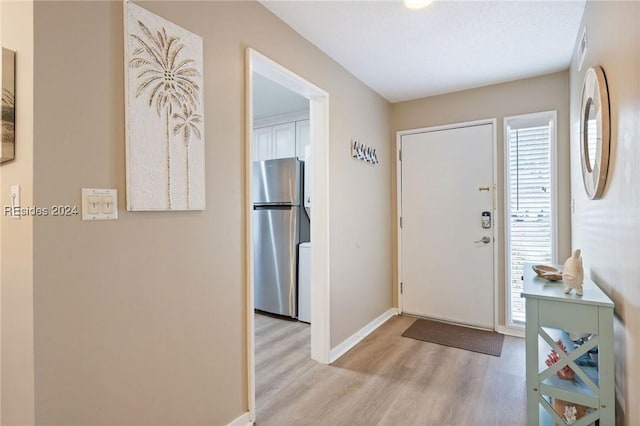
[508,125,552,323]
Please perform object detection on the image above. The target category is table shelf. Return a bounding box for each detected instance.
[522,263,614,425]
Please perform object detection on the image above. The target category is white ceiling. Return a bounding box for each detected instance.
[253,72,309,121]
[260,0,586,103]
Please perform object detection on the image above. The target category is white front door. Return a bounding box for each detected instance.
[400,123,495,329]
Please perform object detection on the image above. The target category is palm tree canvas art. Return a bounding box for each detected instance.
[125,2,205,210]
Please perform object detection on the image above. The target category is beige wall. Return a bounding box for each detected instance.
[391,71,572,326]
[27,1,391,425]
[568,2,640,424]
[1,1,35,425]
[327,74,392,347]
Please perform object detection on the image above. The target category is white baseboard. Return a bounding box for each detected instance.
[226,412,253,426]
[496,325,525,338]
[329,308,397,363]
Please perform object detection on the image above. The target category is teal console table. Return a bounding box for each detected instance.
[522,263,615,425]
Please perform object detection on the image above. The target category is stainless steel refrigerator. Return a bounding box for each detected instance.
[253,158,310,318]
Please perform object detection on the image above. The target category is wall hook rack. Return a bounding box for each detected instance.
[351,140,379,165]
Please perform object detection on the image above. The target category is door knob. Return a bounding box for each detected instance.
[474,236,491,244]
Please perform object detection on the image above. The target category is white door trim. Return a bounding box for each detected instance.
[396,118,499,330]
[246,49,331,423]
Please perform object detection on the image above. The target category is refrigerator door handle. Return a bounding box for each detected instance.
[253,204,294,210]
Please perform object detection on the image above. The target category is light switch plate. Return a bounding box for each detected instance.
[10,184,20,219]
[101,195,114,214]
[87,195,100,214]
[82,188,118,221]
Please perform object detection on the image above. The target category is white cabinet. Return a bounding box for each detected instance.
[253,122,296,162]
[272,122,296,159]
[253,127,272,162]
[295,120,310,160]
[295,120,311,209]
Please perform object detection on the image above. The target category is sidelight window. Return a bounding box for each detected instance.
[504,111,557,326]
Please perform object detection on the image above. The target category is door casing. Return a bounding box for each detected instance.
[396,119,499,329]
[246,49,331,423]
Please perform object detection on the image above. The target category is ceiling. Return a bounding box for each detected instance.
[253,73,309,121]
[260,0,586,103]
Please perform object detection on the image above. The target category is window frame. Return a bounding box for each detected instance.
[503,111,558,329]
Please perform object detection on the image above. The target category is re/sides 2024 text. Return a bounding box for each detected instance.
[3,205,79,217]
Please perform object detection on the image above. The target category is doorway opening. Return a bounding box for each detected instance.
[504,111,558,327]
[246,49,330,422]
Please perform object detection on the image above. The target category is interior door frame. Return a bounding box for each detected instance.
[246,49,331,423]
[396,118,499,329]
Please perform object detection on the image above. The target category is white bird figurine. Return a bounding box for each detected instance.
[563,249,584,296]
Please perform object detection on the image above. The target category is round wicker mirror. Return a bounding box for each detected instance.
[580,66,610,199]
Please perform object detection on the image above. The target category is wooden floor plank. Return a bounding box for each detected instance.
[255,314,526,426]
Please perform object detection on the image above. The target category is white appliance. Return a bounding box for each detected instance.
[297,242,311,323]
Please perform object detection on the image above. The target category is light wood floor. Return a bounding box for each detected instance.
[255,314,526,426]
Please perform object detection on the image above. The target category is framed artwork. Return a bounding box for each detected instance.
[124,2,205,210]
[1,48,16,164]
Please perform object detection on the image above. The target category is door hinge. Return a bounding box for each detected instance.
[400,282,404,294]
[400,217,403,228]
[399,149,402,162]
